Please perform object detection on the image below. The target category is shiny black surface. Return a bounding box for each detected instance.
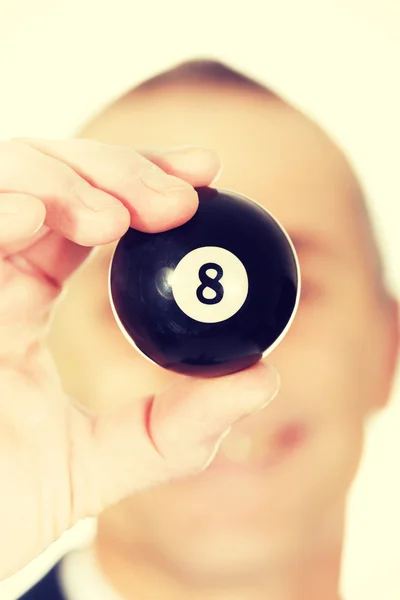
[110,187,299,377]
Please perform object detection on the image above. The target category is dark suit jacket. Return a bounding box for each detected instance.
[18,562,66,600]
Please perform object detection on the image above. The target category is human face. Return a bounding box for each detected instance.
[47,84,397,577]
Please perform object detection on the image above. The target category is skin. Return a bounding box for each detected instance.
[44,81,399,600]
[0,137,280,581]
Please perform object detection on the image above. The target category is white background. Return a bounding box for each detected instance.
[0,1,399,599]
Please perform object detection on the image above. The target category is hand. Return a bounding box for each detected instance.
[0,138,279,580]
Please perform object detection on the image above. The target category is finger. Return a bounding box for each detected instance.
[13,138,202,233]
[0,196,93,327]
[149,361,280,470]
[75,362,280,513]
[139,146,222,187]
[0,231,92,352]
[0,194,45,251]
[10,231,93,288]
[1,141,130,247]
[0,194,94,291]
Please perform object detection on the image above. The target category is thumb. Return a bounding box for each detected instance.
[149,361,280,472]
[76,362,279,517]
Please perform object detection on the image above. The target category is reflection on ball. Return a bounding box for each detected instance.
[109,187,300,377]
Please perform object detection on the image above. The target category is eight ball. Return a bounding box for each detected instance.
[109,187,300,377]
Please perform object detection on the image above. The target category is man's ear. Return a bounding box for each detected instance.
[377,296,400,409]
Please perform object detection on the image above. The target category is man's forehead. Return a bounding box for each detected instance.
[85,85,364,259]
[212,129,359,261]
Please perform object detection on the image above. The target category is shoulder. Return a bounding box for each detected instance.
[17,561,66,600]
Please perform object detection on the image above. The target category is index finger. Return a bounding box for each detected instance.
[14,139,221,232]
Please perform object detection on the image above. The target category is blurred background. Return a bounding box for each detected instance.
[0,1,399,598]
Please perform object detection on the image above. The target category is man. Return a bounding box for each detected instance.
[19,59,399,600]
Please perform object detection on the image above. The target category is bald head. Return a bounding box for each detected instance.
[79,60,387,304]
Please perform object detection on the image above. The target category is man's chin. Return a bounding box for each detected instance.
[158,529,296,585]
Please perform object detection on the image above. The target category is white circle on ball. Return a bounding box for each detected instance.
[170,246,249,323]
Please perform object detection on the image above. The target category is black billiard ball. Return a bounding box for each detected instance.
[109,187,300,377]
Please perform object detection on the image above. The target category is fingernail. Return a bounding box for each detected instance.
[164,145,199,154]
[251,364,280,414]
[217,425,233,444]
[203,423,233,447]
[140,167,187,193]
[234,364,280,424]
[0,199,19,215]
[211,161,224,184]
[201,426,233,470]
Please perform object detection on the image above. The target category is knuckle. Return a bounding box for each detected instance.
[108,146,148,183]
[115,169,141,195]
[115,156,149,192]
[116,149,177,193]
[68,179,91,199]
